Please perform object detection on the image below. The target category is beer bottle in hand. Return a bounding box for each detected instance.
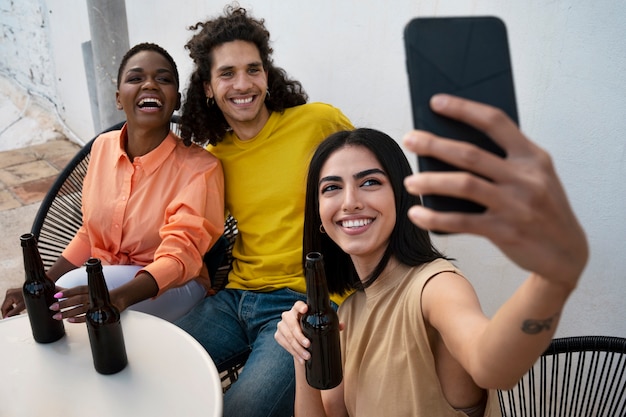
[300,252,342,389]
[21,233,65,343]
[85,258,127,374]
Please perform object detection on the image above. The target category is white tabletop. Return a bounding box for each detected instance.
[0,310,222,417]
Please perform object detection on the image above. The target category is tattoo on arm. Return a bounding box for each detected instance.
[521,312,560,335]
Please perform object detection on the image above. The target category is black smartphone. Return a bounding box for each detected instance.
[404,16,518,214]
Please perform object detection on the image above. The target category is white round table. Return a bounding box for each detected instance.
[0,310,222,417]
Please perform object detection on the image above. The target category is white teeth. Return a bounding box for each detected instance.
[233,97,253,105]
[342,219,373,228]
[138,98,162,107]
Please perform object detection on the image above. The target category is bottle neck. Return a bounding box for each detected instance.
[86,259,112,307]
[305,256,331,312]
[20,233,46,283]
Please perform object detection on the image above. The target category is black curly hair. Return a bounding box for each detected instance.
[180,4,308,146]
[116,42,180,89]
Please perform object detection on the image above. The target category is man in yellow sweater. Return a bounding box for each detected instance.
[175,6,353,417]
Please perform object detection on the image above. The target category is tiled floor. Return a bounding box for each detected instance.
[0,139,80,211]
[0,140,81,306]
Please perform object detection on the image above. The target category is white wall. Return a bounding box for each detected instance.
[3,0,626,337]
[0,0,56,98]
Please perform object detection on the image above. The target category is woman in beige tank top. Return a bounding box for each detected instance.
[275,95,588,417]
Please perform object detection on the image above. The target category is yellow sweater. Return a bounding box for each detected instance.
[208,103,353,304]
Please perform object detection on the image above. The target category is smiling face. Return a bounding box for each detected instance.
[204,40,270,140]
[318,145,396,272]
[115,50,180,129]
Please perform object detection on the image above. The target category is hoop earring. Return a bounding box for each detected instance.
[206,97,215,107]
[265,89,271,101]
[319,224,326,234]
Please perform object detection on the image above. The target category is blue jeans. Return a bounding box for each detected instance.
[175,288,307,417]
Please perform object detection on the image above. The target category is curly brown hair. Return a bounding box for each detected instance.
[180,4,308,146]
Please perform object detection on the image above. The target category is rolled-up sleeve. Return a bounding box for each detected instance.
[143,158,224,296]
[62,226,93,267]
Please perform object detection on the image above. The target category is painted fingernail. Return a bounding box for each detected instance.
[68,318,76,323]
[52,313,62,320]
[54,291,63,299]
[49,303,59,311]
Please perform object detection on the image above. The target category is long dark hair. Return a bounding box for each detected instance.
[303,128,446,295]
[180,4,308,146]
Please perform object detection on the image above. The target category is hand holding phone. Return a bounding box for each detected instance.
[404,16,518,215]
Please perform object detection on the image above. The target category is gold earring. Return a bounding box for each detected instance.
[319,224,326,234]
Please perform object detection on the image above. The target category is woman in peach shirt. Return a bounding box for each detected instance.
[1,43,224,322]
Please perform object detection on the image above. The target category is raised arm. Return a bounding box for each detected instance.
[403,94,589,388]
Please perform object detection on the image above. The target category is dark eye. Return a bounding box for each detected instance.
[362,178,382,187]
[157,76,173,83]
[321,184,340,194]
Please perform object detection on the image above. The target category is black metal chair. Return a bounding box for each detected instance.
[31,120,124,268]
[30,116,245,391]
[498,335,626,416]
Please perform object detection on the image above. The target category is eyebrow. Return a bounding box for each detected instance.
[354,168,386,179]
[319,168,386,186]
[319,175,341,186]
[125,67,173,76]
[215,61,263,73]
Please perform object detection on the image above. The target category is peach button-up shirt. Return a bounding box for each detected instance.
[62,125,224,296]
